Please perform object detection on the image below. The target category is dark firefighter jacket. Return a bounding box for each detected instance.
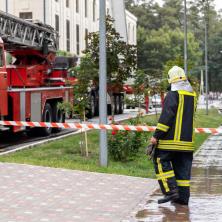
[153,90,196,152]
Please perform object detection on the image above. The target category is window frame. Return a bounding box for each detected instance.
[85,0,88,18]
[93,0,96,22]
[66,0,69,8]
[85,28,88,48]
[76,0,79,13]
[66,20,70,52]
[76,24,80,55]
[19,12,33,20]
[55,14,59,32]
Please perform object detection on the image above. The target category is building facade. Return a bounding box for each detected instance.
[0,0,137,55]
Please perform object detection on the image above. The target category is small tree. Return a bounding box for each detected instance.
[64,15,137,156]
[72,54,98,119]
[71,54,98,157]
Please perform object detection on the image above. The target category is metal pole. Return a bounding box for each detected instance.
[205,16,209,115]
[99,0,108,166]
[5,0,8,13]
[184,0,188,75]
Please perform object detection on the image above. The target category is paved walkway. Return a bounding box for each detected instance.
[131,134,222,222]
[0,163,157,222]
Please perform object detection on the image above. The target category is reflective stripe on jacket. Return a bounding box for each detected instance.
[153,90,196,152]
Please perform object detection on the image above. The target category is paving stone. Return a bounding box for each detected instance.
[0,163,157,221]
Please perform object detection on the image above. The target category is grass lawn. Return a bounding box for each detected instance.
[0,109,221,178]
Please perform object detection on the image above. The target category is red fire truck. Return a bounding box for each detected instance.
[0,11,73,136]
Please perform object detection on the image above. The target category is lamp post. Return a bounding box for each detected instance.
[184,0,188,75]
[99,0,108,166]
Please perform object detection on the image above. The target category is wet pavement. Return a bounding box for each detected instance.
[0,163,157,222]
[132,134,222,222]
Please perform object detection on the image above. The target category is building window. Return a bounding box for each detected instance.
[85,0,88,18]
[55,15,59,32]
[93,0,96,21]
[85,29,88,48]
[66,20,70,52]
[66,0,69,8]
[76,24,80,55]
[19,12,32,20]
[55,15,59,48]
[76,0,79,13]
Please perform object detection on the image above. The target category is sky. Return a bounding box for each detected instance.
[214,0,222,10]
[155,0,222,11]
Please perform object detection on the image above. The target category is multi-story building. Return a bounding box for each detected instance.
[0,0,137,55]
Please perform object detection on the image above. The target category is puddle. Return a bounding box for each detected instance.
[133,135,222,222]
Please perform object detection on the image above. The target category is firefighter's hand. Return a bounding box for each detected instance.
[150,137,157,145]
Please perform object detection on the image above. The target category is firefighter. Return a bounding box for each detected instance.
[150,66,196,205]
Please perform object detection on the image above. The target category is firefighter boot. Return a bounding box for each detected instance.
[158,190,179,204]
[171,199,189,205]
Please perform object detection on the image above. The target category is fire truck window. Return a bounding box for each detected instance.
[0,47,3,67]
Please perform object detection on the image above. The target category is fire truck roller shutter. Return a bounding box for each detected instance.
[31,93,42,122]
[27,92,42,136]
[20,92,26,130]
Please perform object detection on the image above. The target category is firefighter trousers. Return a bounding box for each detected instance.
[153,149,193,204]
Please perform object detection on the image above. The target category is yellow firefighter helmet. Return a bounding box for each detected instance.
[168,66,187,83]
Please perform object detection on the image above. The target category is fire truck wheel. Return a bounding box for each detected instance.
[88,95,96,118]
[52,104,65,133]
[107,104,112,115]
[39,103,53,136]
[119,95,124,114]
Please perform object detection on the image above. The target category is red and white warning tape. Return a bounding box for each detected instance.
[0,120,156,132]
[194,128,222,134]
[0,120,221,134]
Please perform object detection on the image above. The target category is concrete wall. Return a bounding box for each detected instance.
[0,0,137,55]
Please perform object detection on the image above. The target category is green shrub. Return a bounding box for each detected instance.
[108,115,148,161]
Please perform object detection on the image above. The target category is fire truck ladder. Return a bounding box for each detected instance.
[0,10,58,52]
